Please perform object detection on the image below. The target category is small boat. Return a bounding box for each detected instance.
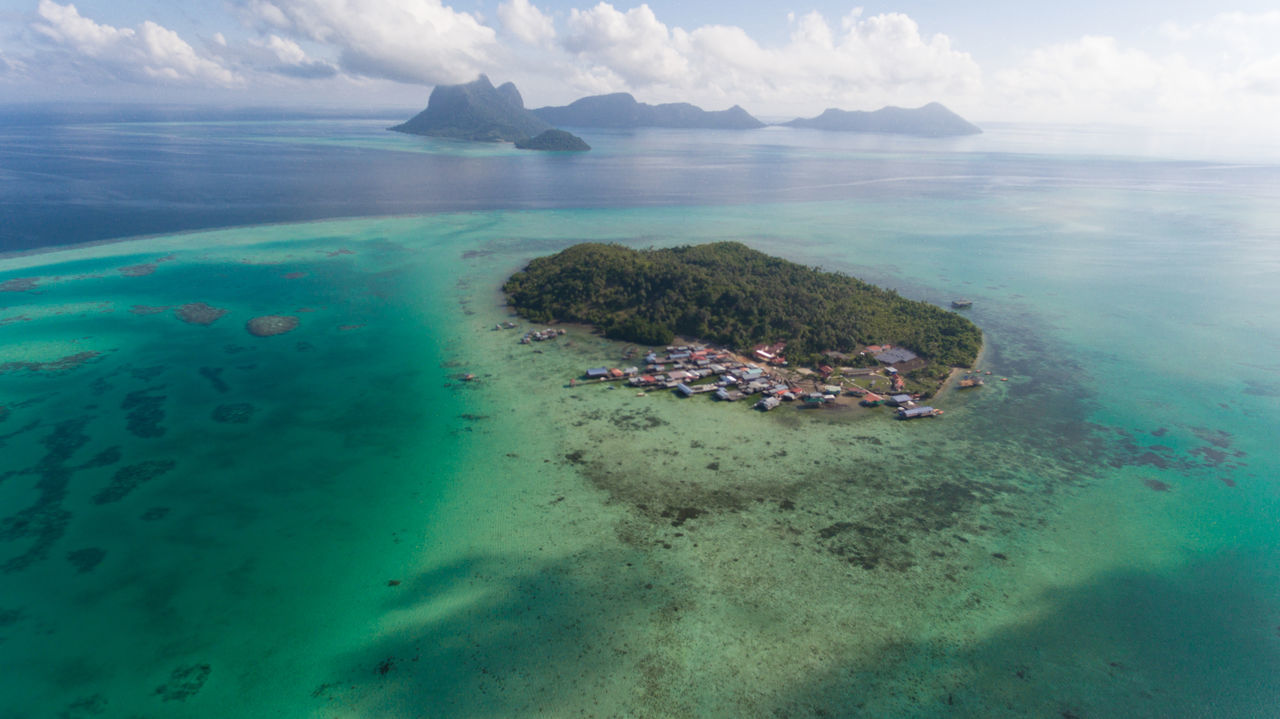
[958,374,984,389]
[951,299,973,309]
[898,406,943,419]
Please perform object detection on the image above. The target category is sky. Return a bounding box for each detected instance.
[1,0,1279,132]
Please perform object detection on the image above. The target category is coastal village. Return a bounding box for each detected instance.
[509,324,993,420]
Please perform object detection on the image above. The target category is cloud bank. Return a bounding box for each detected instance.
[3,0,1279,130]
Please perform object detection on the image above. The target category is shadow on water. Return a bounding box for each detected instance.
[772,549,1280,719]
[320,551,673,718]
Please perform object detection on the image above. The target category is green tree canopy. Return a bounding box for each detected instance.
[503,242,981,367]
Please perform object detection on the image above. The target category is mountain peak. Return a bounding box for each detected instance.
[390,78,589,150]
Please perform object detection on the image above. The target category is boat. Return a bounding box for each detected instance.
[951,299,973,309]
[958,374,984,389]
[897,406,943,419]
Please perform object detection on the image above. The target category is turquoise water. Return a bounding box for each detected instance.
[1,122,1279,717]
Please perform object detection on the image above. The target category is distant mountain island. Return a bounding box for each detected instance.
[390,76,589,151]
[532,93,764,130]
[782,103,981,137]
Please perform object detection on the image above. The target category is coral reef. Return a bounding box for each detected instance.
[91,459,178,505]
[246,315,299,337]
[154,663,211,702]
[176,302,227,325]
[211,403,254,424]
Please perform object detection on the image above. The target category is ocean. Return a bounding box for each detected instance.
[1,112,1278,718]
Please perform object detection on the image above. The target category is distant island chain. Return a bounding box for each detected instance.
[391,76,981,151]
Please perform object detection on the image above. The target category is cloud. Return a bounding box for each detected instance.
[0,51,28,78]
[244,34,339,79]
[993,13,1280,127]
[556,4,980,113]
[498,0,556,47]
[31,0,239,86]
[240,0,496,85]
[563,3,688,86]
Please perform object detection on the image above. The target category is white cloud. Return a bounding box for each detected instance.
[240,0,497,85]
[557,4,980,113]
[31,0,239,86]
[0,51,29,78]
[563,3,688,86]
[993,13,1280,129]
[244,34,339,79]
[498,0,556,47]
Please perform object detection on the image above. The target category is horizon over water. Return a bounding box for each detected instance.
[1,109,1278,718]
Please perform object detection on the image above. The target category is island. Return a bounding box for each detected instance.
[532,93,765,129]
[390,75,590,151]
[503,242,981,394]
[782,102,981,137]
[514,129,591,152]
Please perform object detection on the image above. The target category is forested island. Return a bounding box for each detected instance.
[503,242,981,383]
[515,129,591,151]
[783,103,981,137]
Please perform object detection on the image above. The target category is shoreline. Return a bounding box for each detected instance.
[933,332,989,401]
[509,315,987,414]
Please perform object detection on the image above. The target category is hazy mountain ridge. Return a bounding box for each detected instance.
[533,93,765,130]
[782,102,981,137]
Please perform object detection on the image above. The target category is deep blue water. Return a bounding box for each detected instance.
[6,110,1280,254]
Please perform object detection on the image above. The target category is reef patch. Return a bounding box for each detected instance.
[91,459,178,504]
[121,387,166,438]
[176,303,227,326]
[0,351,102,375]
[67,547,105,573]
[0,277,39,292]
[154,663,211,702]
[198,367,230,394]
[211,403,255,424]
[246,315,299,337]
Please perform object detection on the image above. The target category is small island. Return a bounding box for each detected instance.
[515,129,591,152]
[503,242,981,394]
[783,103,981,137]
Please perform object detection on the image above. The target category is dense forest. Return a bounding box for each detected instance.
[503,242,981,369]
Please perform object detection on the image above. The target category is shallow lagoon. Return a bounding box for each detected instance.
[1,121,1279,717]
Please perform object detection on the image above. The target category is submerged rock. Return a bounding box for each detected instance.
[176,302,227,325]
[246,315,299,337]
